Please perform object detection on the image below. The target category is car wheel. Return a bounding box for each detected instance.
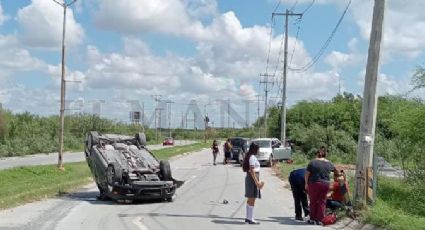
[106,163,122,185]
[267,155,273,167]
[160,160,172,181]
[239,153,244,166]
[136,132,147,146]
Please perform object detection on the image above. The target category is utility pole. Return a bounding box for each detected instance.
[259,73,274,137]
[227,100,230,128]
[164,100,174,137]
[53,0,77,170]
[152,95,162,142]
[354,0,385,209]
[141,101,145,132]
[156,108,164,142]
[273,10,302,143]
[255,94,262,137]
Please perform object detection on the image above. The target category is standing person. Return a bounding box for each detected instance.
[288,168,309,221]
[242,142,264,224]
[304,148,337,225]
[211,140,220,165]
[223,138,232,165]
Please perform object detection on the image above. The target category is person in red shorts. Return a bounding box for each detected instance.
[327,170,351,210]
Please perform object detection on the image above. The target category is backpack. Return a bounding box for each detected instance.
[321,213,337,226]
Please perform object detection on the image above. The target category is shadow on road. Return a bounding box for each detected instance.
[118,212,303,226]
[269,216,311,225]
[59,189,171,206]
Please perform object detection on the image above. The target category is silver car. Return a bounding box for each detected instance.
[249,138,292,167]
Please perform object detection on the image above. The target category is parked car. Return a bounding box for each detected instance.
[84,131,179,202]
[228,137,249,163]
[249,138,292,167]
[163,137,174,146]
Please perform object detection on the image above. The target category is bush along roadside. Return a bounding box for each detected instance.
[0,142,210,210]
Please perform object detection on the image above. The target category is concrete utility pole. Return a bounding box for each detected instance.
[259,73,274,137]
[53,0,77,170]
[164,100,174,137]
[273,10,302,143]
[354,0,385,209]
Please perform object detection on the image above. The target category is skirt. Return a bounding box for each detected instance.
[245,172,261,198]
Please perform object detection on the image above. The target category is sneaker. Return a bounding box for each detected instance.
[246,219,260,225]
[295,216,304,221]
[307,219,315,225]
[315,221,323,225]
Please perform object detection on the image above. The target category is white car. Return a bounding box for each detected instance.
[249,138,292,167]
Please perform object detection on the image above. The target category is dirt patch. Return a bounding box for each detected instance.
[335,164,356,171]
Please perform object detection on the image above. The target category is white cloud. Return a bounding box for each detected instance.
[94,0,203,37]
[184,0,218,19]
[17,0,84,48]
[0,35,46,72]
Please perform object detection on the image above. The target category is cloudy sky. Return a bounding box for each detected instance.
[0,0,424,128]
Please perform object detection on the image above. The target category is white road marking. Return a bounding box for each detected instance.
[132,217,149,230]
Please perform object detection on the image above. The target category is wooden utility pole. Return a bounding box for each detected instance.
[53,0,77,170]
[259,73,274,137]
[354,0,385,209]
[273,10,302,143]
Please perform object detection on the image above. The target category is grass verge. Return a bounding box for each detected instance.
[0,141,210,210]
[0,162,91,210]
[153,142,210,160]
[363,177,425,230]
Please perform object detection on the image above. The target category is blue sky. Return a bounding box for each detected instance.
[0,0,424,128]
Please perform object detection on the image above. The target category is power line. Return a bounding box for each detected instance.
[273,0,282,13]
[289,0,352,73]
[290,0,299,11]
[289,17,302,66]
[301,0,316,15]
[265,16,276,74]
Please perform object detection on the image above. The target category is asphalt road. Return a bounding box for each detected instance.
[0,140,196,170]
[0,148,326,230]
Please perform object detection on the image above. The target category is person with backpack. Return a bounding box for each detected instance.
[242,142,264,224]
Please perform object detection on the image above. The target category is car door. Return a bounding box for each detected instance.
[271,139,283,160]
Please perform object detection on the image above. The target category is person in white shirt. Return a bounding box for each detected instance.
[242,142,264,224]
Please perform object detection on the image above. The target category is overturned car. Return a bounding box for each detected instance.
[84,131,178,202]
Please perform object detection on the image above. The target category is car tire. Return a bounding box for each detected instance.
[136,133,147,146]
[160,160,172,181]
[239,153,244,166]
[106,163,122,186]
[267,155,273,167]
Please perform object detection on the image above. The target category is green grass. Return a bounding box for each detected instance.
[363,177,425,230]
[278,152,309,180]
[0,141,210,210]
[152,142,210,160]
[0,162,91,210]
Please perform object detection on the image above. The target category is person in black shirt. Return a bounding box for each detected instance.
[305,148,337,225]
[288,168,309,221]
